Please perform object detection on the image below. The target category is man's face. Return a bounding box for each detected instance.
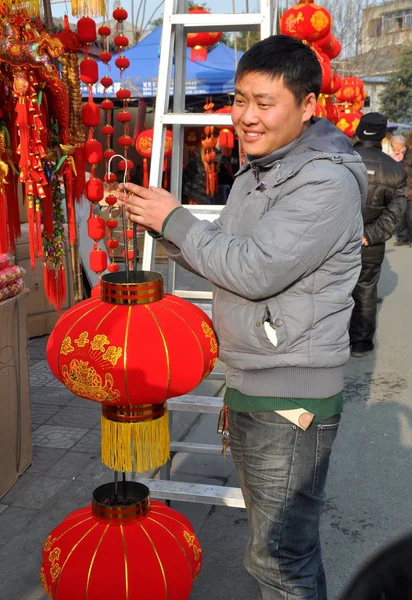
[231,72,316,158]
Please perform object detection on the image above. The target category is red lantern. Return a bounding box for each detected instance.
[82,101,101,128]
[102,124,114,136]
[98,25,111,38]
[100,75,113,89]
[135,129,173,188]
[314,102,327,118]
[114,34,129,49]
[41,481,202,600]
[116,110,132,124]
[116,88,131,100]
[104,148,115,159]
[186,7,223,61]
[280,0,332,42]
[215,106,235,156]
[321,36,342,59]
[46,272,218,472]
[80,58,99,85]
[115,56,130,71]
[99,51,112,64]
[311,46,332,94]
[90,248,108,272]
[77,17,97,45]
[113,7,128,22]
[334,77,361,104]
[118,134,133,147]
[101,99,114,110]
[88,216,106,240]
[85,139,103,164]
[86,177,104,203]
[336,110,362,138]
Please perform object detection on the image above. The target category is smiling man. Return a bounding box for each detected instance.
[117,35,367,599]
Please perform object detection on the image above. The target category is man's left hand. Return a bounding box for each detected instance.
[362,236,369,246]
[114,183,180,233]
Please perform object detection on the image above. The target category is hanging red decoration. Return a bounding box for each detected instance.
[186,7,223,61]
[77,17,97,46]
[335,110,362,138]
[41,481,202,600]
[80,58,99,85]
[97,25,111,38]
[100,75,113,89]
[112,7,128,23]
[47,271,218,472]
[280,0,332,43]
[114,35,129,49]
[215,106,235,156]
[115,56,130,71]
[98,51,112,64]
[101,99,114,110]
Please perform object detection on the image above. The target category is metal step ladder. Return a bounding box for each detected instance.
[139,0,277,507]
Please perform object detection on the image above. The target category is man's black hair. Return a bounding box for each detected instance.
[235,35,322,105]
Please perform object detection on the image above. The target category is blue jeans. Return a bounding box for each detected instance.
[228,410,340,600]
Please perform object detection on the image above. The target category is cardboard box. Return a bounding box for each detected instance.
[0,290,32,498]
[14,224,75,338]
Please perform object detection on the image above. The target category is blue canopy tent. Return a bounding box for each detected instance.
[83,26,242,98]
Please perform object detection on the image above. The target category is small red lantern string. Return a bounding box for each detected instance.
[78,16,107,280]
[186,7,223,62]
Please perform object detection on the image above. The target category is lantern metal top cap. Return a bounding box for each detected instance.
[92,481,150,521]
[101,270,164,305]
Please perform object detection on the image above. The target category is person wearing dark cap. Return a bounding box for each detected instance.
[349,112,407,357]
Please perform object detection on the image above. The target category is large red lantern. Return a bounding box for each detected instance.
[186,7,222,61]
[46,271,218,472]
[41,481,202,600]
[280,0,332,43]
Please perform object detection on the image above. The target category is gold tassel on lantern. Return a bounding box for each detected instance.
[101,404,170,472]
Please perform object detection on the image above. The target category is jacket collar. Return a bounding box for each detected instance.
[354,140,383,150]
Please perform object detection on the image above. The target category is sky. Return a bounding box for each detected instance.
[50,0,261,26]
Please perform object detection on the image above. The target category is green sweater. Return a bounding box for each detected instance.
[224,388,343,422]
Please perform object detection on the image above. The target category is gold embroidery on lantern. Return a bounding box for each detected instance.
[336,118,349,130]
[310,10,329,32]
[102,346,123,366]
[201,321,218,355]
[75,332,89,347]
[183,530,202,561]
[49,547,61,564]
[62,359,120,402]
[50,562,61,582]
[44,535,57,552]
[91,334,110,352]
[61,336,74,355]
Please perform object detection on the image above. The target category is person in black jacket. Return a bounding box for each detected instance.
[349,113,407,358]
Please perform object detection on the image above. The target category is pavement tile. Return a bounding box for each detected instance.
[45,406,101,429]
[3,475,68,510]
[29,360,60,388]
[30,386,76,407]
[67,396,102,410]
[0,504,8,516]
[31,425,89,449]
[0,507,38,550]
[46,452,97,479]
[30,404,61,429]
[0,473,38,505]
[28,447,67,474]
[71,428,101,454]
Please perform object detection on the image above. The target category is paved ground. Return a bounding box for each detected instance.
[1,238,412,600]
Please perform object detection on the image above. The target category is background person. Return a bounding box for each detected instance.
[391,134,412,246]
[349,114,406,358]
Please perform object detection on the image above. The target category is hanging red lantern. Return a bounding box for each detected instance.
[334,78,359,104]
[82,100,101,128]
[311,46,332,94]
[112,7,128,22]
[314,102,327,118]
[46,271,218,472]
[280,0,332,43]
[135,129,173,188]
[77,17,97,45]
[186,7,223,62]
[114,34,129,49]
[321,35,342,59]
[116,110,132,124]
[115,56,130,71]
[86,177,104,203]
[336,110,362,138]
[41,481,202,600]
[99,51,112,64]
[80,58,99,85]
[84,139,103,164]
[116,88,131,100]
[215,106,235,156]
[100,75,113,89]
[101,99,114,110]
[98,24,111,38]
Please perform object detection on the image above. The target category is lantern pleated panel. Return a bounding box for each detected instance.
[41,482,202,600]
[46,271,218,472]
[280,0,332,43]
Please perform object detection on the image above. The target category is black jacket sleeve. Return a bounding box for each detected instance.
[364,169,407,245]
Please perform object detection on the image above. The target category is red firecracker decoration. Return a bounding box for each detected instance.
[186,7,223,61]
[46,271,218,471]
[280,0,332,43]
[41,481,202,600]
[201,98,218,197]
[215,106,235,157]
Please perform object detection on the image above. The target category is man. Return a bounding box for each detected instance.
[390,134,412,247]
[116,35,366,599]
[349,113,406,358]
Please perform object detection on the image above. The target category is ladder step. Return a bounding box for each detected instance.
[168,395,223,414]
[170,441,230,456]
[170,12,264,32]
[162,113,232,127]
[139,478,245,508]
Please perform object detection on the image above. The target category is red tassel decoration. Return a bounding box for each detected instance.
[0,191,8,254]
[143,157,149,188]
[16,98,30,170]
[27,191,36,269]
[35,200,43,258]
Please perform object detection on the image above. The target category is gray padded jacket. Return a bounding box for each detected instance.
[161,118,367,399]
